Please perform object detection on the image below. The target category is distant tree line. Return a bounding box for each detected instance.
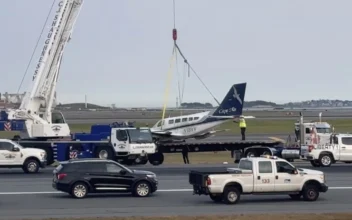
[180,102,214,108]
[180,101,280,109]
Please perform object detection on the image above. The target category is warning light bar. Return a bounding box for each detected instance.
[260,155,278,159]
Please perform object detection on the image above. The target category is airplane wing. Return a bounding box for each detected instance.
[193,129,231,140]
[151,131,184,137]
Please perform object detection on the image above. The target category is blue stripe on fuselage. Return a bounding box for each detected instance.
[160,117,229,131]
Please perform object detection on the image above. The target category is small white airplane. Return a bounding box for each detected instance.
[150,83,254,142]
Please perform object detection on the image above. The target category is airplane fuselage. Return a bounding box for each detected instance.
[151,111,229,141]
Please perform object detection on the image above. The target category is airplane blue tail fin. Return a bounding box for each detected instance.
[212,83,247,116]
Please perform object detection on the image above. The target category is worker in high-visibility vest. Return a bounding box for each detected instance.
[238,115,247,140]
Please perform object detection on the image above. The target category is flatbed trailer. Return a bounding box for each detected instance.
[13,138,300,166]
[149,140,300,165]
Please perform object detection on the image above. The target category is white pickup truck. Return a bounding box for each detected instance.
[301,134,352,167]
[0,139,47,173]
[189,156,328,204]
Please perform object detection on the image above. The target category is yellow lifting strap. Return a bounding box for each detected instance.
[161,46,177,128]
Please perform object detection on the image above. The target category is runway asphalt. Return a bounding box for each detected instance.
[1,163,352,219]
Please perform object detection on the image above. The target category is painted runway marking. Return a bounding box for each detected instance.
[0,187,351,195]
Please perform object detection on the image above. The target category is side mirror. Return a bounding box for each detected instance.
[12,146,20,152]
[291,169,298,175]
[120,169,127,175]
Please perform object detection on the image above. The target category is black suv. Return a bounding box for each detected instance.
[52,158,158,199]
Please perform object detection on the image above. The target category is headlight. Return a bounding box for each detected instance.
[319,174,325,182]
[40,152,46,160]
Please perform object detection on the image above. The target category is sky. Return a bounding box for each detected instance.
[1,0,352,107]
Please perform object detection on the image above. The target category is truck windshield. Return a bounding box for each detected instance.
[127,129,154,143]
[316,128,330,133]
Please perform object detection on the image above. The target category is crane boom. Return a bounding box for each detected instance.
[7,0,84,139]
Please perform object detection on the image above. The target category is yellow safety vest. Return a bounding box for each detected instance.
[239,118,246,128]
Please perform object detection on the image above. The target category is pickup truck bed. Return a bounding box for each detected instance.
[189,169,246,195]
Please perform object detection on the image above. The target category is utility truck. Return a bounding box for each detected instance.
[294,113,352,167]
[0,139,47,173]
[301,132,352,167]
[189,156,328,204]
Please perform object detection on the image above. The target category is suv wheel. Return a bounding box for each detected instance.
[222,186,241,204]
[302,184,319,201]
[71,182,88,199]
[133,181,151,197]
[22,159,39,173]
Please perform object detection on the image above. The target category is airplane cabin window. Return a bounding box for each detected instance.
[189,118,193,121]
[194,117,199,120]
[182,118,187,122]
[175,119,181,123]
[169,120,174,124]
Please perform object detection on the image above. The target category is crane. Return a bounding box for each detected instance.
[5,0,84,139]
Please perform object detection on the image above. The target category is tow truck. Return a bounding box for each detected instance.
[300,128,352,167]
[189,155,328,204]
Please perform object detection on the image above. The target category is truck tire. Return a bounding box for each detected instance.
[262,150,271,156]
[94,146,114,160]
[148,152,164,166]
[222,186,241,204]
[22,159,40,174]
[245,150,257,158]
[302,184,319,201]
[319,154,332,167]
[209,194,223,202]
[310,160,320,167]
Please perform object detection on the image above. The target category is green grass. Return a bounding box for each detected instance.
[1,119,352,139]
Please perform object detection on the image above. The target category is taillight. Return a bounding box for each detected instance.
[57,173,67,180]
[206,177,211,186]
[308,145,314,152]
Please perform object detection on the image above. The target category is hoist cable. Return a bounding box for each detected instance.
[161,46,177,128]
[17,0,56,94]
[174,43,220,105]
[175,47,182,108]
